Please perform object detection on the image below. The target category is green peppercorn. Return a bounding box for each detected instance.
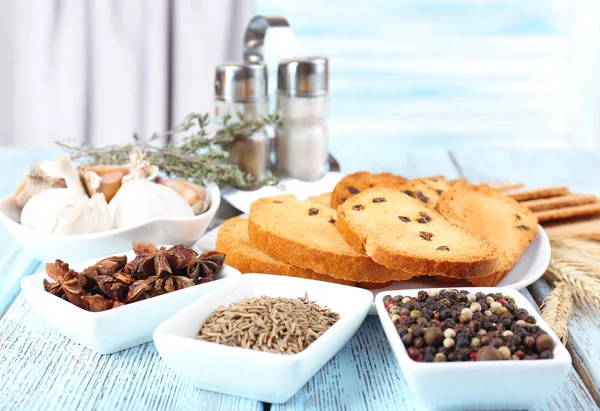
[410,310,422,319]
[390,306,401,315]
[471,337,481,347]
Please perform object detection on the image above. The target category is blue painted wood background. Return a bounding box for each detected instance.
[254,0,574,148]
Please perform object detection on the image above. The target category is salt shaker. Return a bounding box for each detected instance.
[276,57,329,181]
[214,62,270,186]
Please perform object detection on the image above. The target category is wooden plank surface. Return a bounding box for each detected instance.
[0,229,40,317]
[452,147,600,406]
[0,294,264,411]
[529,278,600,407]
[0,147,598,410]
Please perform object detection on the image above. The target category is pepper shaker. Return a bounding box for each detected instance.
[276,57,329,181]
[214,62,270,186]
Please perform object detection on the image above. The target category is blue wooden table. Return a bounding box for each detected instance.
[0,146,599,411]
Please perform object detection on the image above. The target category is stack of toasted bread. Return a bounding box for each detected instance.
[216,172,541,287]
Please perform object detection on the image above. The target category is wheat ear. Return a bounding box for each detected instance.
[541,281,573,343]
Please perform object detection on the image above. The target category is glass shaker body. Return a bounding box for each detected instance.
[276,92,329,181]
[214,100,271,184]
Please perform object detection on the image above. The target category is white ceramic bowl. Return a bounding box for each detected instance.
[153,274,373,404]
[21,249,240,354]
[0,184,220,262]
[375,287,571,411]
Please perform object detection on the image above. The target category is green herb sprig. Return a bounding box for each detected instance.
[57,112,281,188]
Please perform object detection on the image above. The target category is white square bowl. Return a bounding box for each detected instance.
[153,273,373,404]
[21,249,241,354]
[375,287,571,411]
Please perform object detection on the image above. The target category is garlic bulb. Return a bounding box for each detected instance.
[13,163,66,208]
[156,177,211,215]
[109,152,194,228]
[20,157,112,235]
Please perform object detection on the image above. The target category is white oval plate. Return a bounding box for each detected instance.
[0,184,220,263]
[221,172,343,213]
[195,224,551,315]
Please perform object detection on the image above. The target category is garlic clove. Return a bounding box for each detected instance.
[156,178,210,215]
[79,170,101,197]
[79,165,130,203]
[13,166,66,208]
[57,156,88,197]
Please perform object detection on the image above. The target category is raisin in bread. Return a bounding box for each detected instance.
[216,217,356,286]
[435,185,538,286]
[330,172,407,208]
[308,192,333,207]
[248,195,415,283]
[398,177,452,209]
[336,188,498,278]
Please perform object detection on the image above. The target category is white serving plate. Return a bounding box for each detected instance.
[195,223,551,315]
[153,273,372,404]
[0,184,220,263]
[375,287,571,411]
[221,172,343,213]
[21,249,241,354]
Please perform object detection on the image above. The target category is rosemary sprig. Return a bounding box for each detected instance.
[57,112,281,188]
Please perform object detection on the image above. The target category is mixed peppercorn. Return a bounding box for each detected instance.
[383,289,555,362]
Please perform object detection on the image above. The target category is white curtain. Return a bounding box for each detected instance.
[3,0,250,148]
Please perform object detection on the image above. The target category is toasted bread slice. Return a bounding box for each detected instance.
[336,188,498,278]
[398,178,452,209]
[435,185,538,286]
[330,171,407,208]
[216,217,356,286]
[248,195,415,283]
[308,192,333,207]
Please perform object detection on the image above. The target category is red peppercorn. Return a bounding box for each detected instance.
[497,298,507,306]
[433,310,440,320]
[470,351,477,361]
[515,350,524,359]
[385,302,395,311]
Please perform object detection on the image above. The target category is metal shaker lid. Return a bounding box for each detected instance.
[214,62,268,103]
[277,57,329,97]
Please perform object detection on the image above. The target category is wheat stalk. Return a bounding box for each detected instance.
[550,248,600,278]
[541,281,573,343]
[550,237,600,257]
[546,258,600,315]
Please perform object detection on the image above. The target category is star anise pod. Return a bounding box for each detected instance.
[165,244,198,269]
[124,279,152,303]
[81,255,127,279]
[94,275,128,302]
[44,260,88,309]
[81,294,114,312]
[187,251,226,283]
[132,241,158,256]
